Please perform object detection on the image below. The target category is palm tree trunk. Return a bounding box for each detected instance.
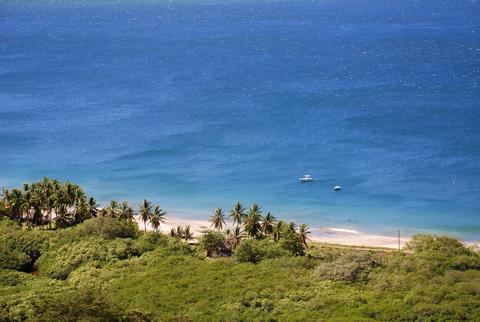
[144,221,147,232]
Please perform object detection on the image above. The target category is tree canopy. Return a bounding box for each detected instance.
[1,178,479,321]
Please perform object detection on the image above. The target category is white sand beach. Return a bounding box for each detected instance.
[136,215,410,249]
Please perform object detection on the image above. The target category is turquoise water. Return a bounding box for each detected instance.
[1,0,479,240]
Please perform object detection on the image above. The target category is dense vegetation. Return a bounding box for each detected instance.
[1,179,480,321]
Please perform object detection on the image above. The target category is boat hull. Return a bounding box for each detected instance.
[299,178,314,183]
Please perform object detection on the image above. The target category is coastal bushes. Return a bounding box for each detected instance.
[134,231,169,254]
[0,220,48,271]
[198,229,226,257]
[57,216,140,241]
[36,237,138,279]
[316,252,377,283]
[0,279,119,321]
[1,179,480,320]
[451,254,480,270]
[0,269,35,287]
[235,239,289,263]
[277,226,306,256]
[1,179,313,263]
[0,219,479,320]
[405,234,473,255]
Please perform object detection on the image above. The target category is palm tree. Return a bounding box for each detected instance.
[29,192,43,227]
[183,225,194,242]
[0,188,9,218]
[288,222,297,232]
[20,191,33,227]
[0,177,97,228]
[171,225,184,238]
[227,226,245,250]
[244,203,262,238]
[150,205,166,232]
[250,203,261,215]
[118,201,135,222]
[64,182,77,206]
[0,188,9,209]
[261,212,276,235]
[298,224,311,248]
[74,199,89,223]
[229,202,245,226]
[87,197,99,218]
[8,189,26,221]
[210,208,226,231]
[75,189,86,206]
[105,200,120,218]
[44,193,56,229]
[139,199,152,232]
[272,221,286,241]
[56,205,71,228]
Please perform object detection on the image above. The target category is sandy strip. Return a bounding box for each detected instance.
[310,227,406,249]
[135,215,409,249]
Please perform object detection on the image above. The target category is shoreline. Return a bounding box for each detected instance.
[136,215,410,249]
[137,214,480,250]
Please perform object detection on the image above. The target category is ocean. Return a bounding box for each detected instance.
[1,0,479,240]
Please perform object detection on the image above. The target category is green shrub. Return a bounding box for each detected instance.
[198,230,225,257]
[58,217,140,241]
[163,238,195,256]
[262,256,317,270]
[278,229,305,256]
[1,221,479,321]
[124,308,154,322]
[405,234,471,256]
[235,239,289,263]
[0,282,119,321]
[235,239,264,263]
[0,270,34,287]
[135,232,169,254]
[0,221,49,271]
[450,254,480,270]
[36,237,138,279]
[0,245,31,272]
[316,252,377,282]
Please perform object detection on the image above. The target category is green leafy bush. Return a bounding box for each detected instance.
[198,229,225,257]
[124,308,154,322]
[0,281,119,321]
[1,222,480,321]
[234,239,264,263]
[36,237,138,279]
[405,234,472,256]
[0,221,48,271]
[0,270,34,287]
[58,217,140,241]
[235,239,289,263]
[163,238,195,256]
[316,252,377,282]
[278,229,305,256]
[134,232,169,254]
[450,254,480,270]
[262,256,317,270]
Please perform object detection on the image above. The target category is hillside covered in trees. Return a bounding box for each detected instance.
[1,179,480,321]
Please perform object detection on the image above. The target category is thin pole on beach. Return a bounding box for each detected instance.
[398,230,401,251]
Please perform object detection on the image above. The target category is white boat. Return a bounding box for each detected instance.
[299,174,314,182]
[334,185,341,191]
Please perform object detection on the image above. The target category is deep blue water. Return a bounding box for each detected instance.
[1,0,479,240]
